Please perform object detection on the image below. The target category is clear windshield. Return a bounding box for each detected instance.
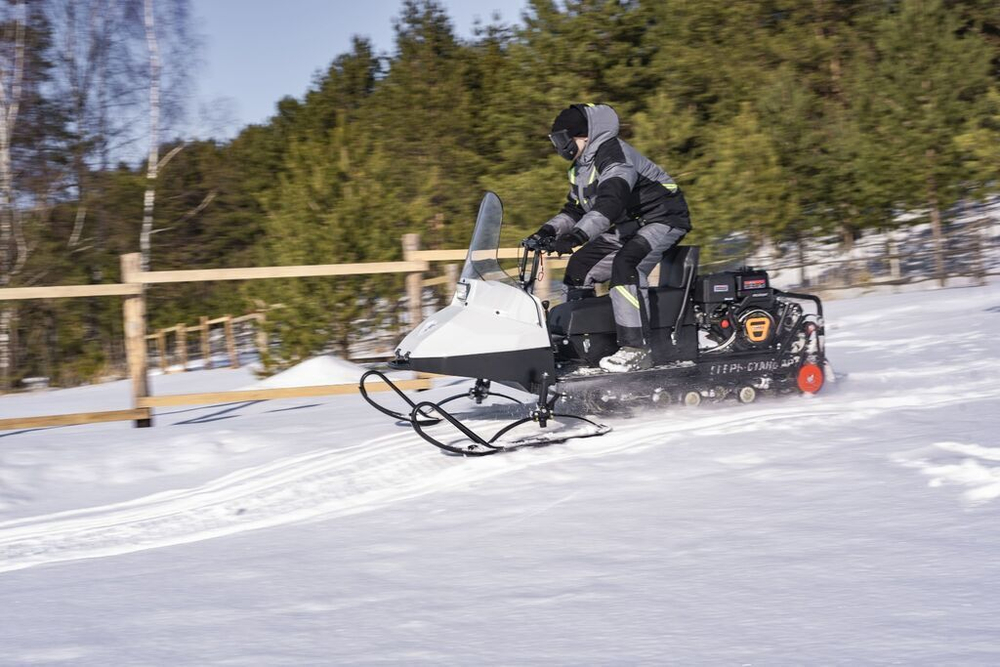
[460,191,516,285]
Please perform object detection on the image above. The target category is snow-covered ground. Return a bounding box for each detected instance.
[1,283,999,664]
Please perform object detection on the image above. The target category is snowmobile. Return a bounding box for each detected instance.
[361,192,830,456]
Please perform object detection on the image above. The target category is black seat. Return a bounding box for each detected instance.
[657,246,700,288]
[547,295,615,335]
[549,245,701,335]
[648,246,699,330]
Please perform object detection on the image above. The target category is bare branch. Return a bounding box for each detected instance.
[176,189,217,225]
[156,142,184,171]
[24,270,50,288]
[68,205,87,247]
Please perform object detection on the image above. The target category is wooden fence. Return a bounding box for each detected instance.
[0,235,494,431]
[145,312,265,373]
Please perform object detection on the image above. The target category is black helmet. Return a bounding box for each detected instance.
[549,106,588,161]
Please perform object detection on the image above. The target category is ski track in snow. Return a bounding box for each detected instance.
[2,367,998,574]
[1,284,997,574]
[0,414,678,573]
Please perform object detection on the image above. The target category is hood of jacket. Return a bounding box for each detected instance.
[577,104,620,166]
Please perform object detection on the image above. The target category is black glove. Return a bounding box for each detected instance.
[551,228,588,255]
[522,227,550,251]
[527,224,556,245]
[523,224,559,251]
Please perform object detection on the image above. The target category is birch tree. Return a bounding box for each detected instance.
[139,0,160,271]
[138,0,193,271]
[0,1,25,388]
[0,0,25,282]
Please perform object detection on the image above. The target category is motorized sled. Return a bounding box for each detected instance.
[361,192,831,455]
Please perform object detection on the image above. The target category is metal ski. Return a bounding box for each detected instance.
[410,401,610,456]
[360,369,610,456]
[409,371,610,456]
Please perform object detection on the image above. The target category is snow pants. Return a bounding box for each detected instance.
[563,223,686,349]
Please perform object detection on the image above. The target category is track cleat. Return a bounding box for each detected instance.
[599,346,653,373]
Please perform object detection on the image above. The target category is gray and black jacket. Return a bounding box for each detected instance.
[544,104,691,241]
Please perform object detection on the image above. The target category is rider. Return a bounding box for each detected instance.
[532,103,692,372]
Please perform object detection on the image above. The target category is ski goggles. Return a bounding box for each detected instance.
[548,129,580,161]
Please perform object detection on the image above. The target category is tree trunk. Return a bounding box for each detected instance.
[0,1,26,390]
[887,234,901,282]
[928,203,946,287]
[971,218,987,287]
[797,233,809,287]
[925,150,946,287]
[140,0,161,272]
[0,307,11,390]
[839,221,855,251]
[0,1,25,283]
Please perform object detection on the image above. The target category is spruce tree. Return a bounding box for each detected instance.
[851,0,997,283]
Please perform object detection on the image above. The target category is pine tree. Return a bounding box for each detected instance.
[851,0,997,283]
[692,104,797,260]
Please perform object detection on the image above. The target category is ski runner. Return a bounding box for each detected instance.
[531,103,693,372]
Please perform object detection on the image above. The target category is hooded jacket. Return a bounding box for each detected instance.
[544,104,691,240]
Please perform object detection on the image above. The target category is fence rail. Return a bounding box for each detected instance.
[0,284,143,300]
[136,378,433,408]
[137,260,429,284]
[0,408,152,431]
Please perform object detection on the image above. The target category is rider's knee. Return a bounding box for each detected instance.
[610,237,652,286]
[563,254,591,287]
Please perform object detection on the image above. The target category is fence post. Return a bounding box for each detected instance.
[972,218,987,287]
[121,253,151,427]
[200,316,212,369]
[224,315,239,368]
[255,311,268,362]
[887,236,901,281]
[403,233,423,331]
[443,263,459,302]
[176,323,187,371]
[156,330,168,372]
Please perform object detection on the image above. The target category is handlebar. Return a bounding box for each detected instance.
[520,235,553,253]
[518,237,545,292]
[517,235,575,293]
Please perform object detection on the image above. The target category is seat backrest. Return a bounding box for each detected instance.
[658,245,700,288]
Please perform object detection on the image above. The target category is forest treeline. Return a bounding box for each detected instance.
[3,0,999,386]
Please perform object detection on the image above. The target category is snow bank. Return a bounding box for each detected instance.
[249,354,367,388]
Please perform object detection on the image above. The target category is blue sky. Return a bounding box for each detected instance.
[192,0,529,137]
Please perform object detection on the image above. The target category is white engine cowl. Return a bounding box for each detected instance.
[394,278,555,391]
